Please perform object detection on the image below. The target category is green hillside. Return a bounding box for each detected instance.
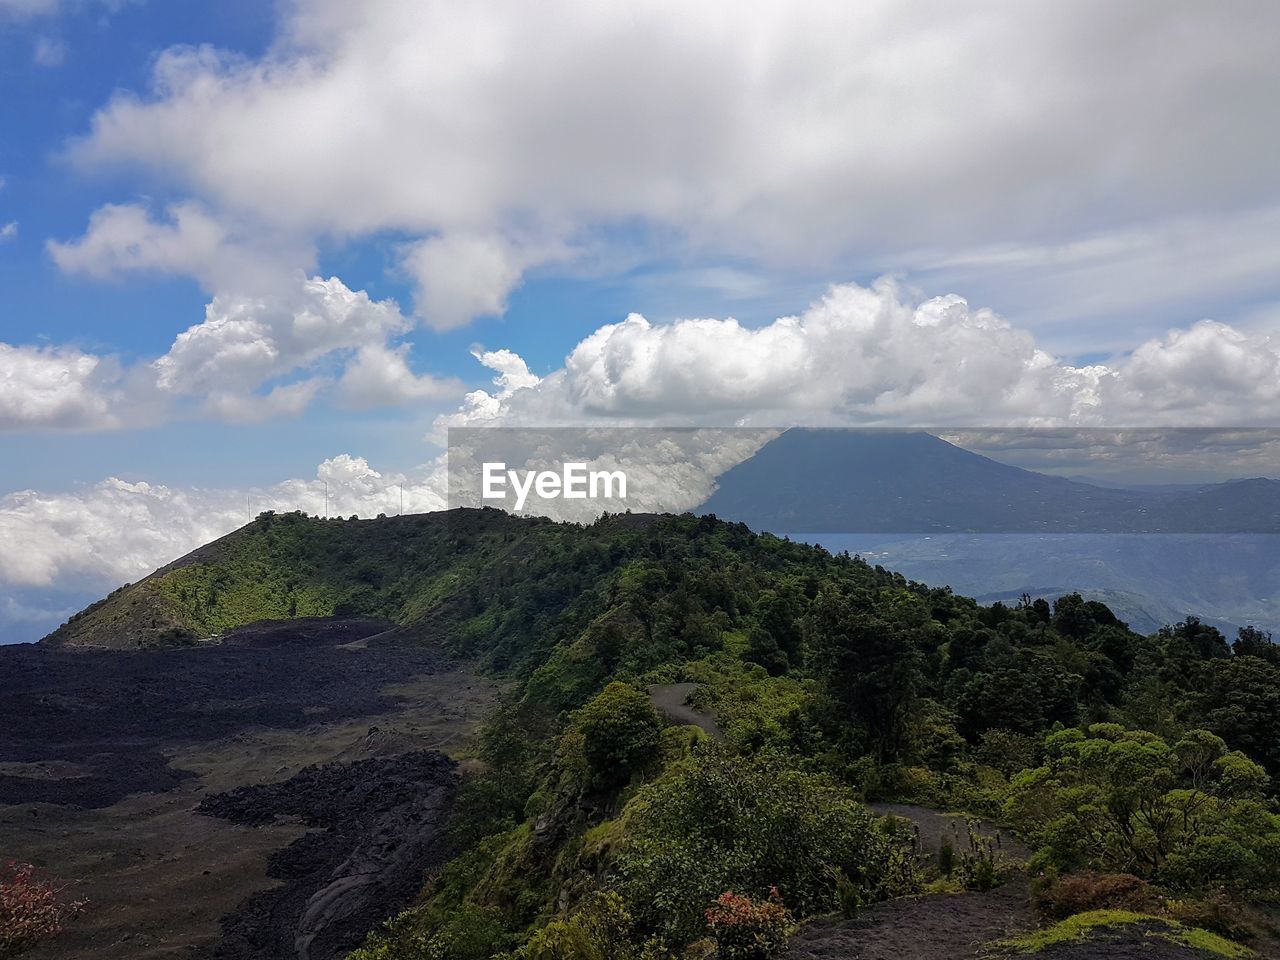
[44,508,1280,958]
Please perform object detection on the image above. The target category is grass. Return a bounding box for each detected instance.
[997,909,1252,957]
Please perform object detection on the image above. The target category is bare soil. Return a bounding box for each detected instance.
[785,877,1034,960]
[0,618,496,960]
[867,802,1030,865]
[787,805,1249,960]
[647,682,723,740]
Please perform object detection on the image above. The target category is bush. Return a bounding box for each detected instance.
[1004,725,1280,897]
[0,861,84,960]
[976,728,1042,776]
[348,901,512,960]
[955,822,1004,892]
[937,838,956,878]
[1165,893,1257,941]
[567,683,663,790]
[515,892,639,960]
[1034,872,1157,920]
[616,751,916,946]
[703,890,791,960]
[424,903,511,960]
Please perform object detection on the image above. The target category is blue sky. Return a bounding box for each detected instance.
[2,1,1280,641]
[0,0,855,486]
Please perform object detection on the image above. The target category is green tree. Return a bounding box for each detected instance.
[1005,725,1279,896]
[1233,625,1279,665]
[1190,655,1280,776]
[566,682,662,790]
[616,752,913,946]
[806,590,922,761]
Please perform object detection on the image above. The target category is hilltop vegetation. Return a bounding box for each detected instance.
[45,509,1280,957]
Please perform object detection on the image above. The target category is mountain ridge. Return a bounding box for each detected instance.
[698,428,1280,533]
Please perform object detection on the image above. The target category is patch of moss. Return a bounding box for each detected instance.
[1155,925,1254,959]
[997,910,1252,957]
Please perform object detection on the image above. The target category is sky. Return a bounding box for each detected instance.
[2,0,1280,640]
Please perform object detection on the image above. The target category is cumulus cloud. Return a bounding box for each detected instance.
[0,455,446,591]
[0,342,118,429]
[49,201,311,295]
[153,275,410,400]
[0,221,15,242]
[0,271,453,429]
[437,348,542,430]
[336,342,460,409]
[65,1,1280,329]
[43,204,463,426]
[437,280,1280,429]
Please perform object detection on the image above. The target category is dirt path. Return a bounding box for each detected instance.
[785,802,1035,960]
[868,802,1030,865]
[647,682,723,740]
[785,876,1033,960]
[786,805,1239,959]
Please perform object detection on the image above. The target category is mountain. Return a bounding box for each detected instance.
[29,496,1280,960]
[698,429,1280,533]
[40,507,828,652]
[698,429,1280,634]
[42,508,551,649]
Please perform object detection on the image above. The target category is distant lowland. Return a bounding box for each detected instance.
[698,429,1280,635]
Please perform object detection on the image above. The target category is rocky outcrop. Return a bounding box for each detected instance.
[199,751,458,960]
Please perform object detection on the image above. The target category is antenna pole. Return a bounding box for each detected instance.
[324,481,329,519]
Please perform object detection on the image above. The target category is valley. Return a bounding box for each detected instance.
[0,619,495,959]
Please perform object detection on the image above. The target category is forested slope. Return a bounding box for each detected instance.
[43,508,1280,957]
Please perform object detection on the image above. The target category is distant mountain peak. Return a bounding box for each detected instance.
[699,429,1280,535]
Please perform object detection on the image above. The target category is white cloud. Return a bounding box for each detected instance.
[0,455,447,591]
[336,342,460,409]
[437,348,542,429]
[0,273,451,429]
[0,342,118,429]
[0,221,15,241]
[67,1,1280,328]
[153,275,409,398]
[11,274,1280,435]
[44,204,465,425]
[400,233,562,331]
[49,201,310,295]
[438,279,1280,429]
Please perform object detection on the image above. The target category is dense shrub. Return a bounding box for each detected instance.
[1005,725,1280,897]
[703,889,791,960]
[514,892,644,960]
[1034,872,1157,920]
[565,682,663,790]
[616,751,916,946]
